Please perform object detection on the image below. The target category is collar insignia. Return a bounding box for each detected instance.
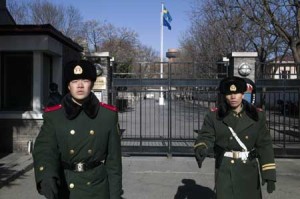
[74,65,83,74]
[230,84,237,91]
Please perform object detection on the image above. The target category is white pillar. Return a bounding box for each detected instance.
[32,52,43,112]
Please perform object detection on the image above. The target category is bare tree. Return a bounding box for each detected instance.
[207,0,284,62]
[29,0,65,29]
[8,0,158,66]
[98,23,139,63]
[180,0,247,64]
[135,45,159,63]
[8,0,83,42]
[7,0,30,24]
[82,20,103,52]
[61,5,83,41]
[181,0,294,65]
[235,0,300,62]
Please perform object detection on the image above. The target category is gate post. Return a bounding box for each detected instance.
[227,52,257,81]
[228,52,258,104]
[85,52,112,104]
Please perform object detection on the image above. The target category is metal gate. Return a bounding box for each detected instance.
[255,62,300,158]
[112,61,300,157]
[112,62,225,156]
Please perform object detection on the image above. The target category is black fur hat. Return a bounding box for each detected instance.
[219,76,247,95]
[64,60,97,84]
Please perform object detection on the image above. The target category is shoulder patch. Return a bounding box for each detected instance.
[210,107,218,112]
[256,107,263,112]
[44,104,62,112]
[99,102,118,112]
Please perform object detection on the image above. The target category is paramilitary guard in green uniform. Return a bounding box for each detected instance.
[33,60,122,199]
[194,76,276,199]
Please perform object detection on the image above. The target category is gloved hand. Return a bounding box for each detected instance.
[194,146,208,168]
[39,178,59,199]
[266,180,276,193]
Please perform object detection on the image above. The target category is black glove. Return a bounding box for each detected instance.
[40,178,59,199]
[195,146,208,168]
[266,180,275,193]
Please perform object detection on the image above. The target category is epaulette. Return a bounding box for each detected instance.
[44,104,62,112]
[256,107,263,112]
[210,107,218,112]
[99,102,118,112]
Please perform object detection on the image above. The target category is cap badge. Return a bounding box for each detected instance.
[230,84,237,91]
[74,65,83,74]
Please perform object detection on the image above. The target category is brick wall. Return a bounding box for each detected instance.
[0,119,43,153]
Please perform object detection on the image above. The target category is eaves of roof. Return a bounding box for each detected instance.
[0,24,83,52]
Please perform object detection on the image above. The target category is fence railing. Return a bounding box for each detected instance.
[113,61,300,157]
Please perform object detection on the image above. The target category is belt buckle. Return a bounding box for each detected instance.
[232,151,239,159]
[75,162,85,172]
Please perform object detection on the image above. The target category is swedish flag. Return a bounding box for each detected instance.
[163,6,172,30]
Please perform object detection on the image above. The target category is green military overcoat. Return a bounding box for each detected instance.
[33,93,122,199]
[195,106,276,199]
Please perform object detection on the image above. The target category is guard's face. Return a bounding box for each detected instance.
[225,93,244,109]
[68,79,92,103]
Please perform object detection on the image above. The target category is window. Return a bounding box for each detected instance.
[0,52,33,111]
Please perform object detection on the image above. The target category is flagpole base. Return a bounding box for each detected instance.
[159,97,165,105]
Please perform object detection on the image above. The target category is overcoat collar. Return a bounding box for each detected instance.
[61,92,100,120]
[222,110,255,133]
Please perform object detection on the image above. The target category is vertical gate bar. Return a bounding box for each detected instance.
[139,63,142,151]
[168,62,172,156]
[298,87,300,139]
[269,91,278,141]
[283,77,286,149]
[279,91,282,143]
[293,91,296,142]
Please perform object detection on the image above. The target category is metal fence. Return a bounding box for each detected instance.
[112,61,300,157]
[255,62,300,157]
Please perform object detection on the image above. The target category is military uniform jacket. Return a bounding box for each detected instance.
[33,93,122,199]
[195,106,276,199]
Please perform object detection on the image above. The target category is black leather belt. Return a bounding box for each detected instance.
[62,159,104,172]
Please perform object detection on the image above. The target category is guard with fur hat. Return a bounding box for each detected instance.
[194,76,276,199]
[33,59,123,199]
[46,82,62,107]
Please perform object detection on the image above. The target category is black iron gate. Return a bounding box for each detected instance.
[255,62,300,157]
[112,62,225,156]
[112,61,300,157]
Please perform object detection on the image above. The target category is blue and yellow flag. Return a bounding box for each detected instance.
[163,6,172,30]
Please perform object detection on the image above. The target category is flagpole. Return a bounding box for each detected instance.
[159,2,165,105]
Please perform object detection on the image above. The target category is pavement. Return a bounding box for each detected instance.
[1,153,300,198]
[0,153,33,188]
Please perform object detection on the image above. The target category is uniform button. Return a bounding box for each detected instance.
[243,160,247,164]
[87,182,91,185]
[245,136,249,139]
[229,136,233,140]
[69,183,75,189]
[70,130,75,135]
[88,149,93,154]
[231,160,235,164]
[70,149,75,155]
[39,166,44,171]
[90,130,95,135]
